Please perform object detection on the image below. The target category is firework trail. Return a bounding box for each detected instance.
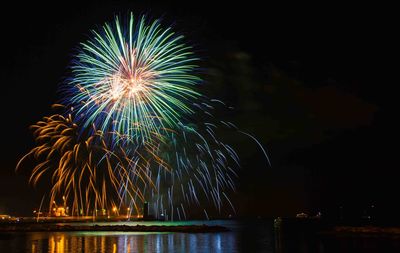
[132,103,244,220]
[18,13,268,220]
[16,107,169,216]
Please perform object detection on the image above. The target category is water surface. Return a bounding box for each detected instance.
[0,220,273,253]
[2,219,400,252]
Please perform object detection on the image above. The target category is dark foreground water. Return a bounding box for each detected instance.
[1,220,400,252]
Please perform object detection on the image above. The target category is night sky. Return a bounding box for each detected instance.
[0,2,393,219]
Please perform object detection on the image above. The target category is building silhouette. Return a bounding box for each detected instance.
[143,202,149,219]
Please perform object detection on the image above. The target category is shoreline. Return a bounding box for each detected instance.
[320,226,400,237]
[0,224,229,233]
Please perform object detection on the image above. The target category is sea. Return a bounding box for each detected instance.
[1,219,400,252]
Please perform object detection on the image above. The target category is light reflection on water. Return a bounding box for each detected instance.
[0,220,273,253]
[26,231,235,253]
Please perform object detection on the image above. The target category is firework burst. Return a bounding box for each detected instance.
[67,14,200,144]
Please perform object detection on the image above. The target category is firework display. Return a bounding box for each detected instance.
[17,14,267,220]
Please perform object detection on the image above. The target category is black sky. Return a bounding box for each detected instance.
[0,1,394,218]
